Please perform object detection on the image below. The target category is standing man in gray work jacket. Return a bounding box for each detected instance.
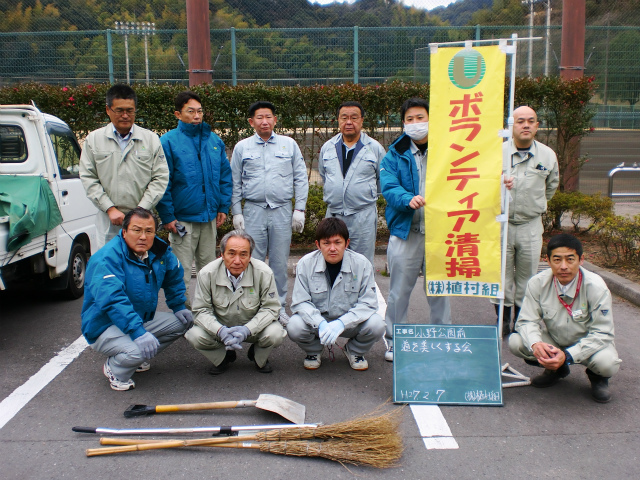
[230,101,309,326]
[287,218,385,371]
[492,106,559,335]
[80,84,169,249]
[318,101,386,265]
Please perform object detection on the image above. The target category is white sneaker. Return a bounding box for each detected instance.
[303,354,321,370]
[278,311,290,326]
[384,345,394,362]
[135,362,151,373]
[103,360,135,391]
[345,343,369,371]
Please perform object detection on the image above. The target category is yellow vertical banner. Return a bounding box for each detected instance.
[425,45,505,298]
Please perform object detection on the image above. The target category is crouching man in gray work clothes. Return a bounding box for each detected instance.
[287,218,385,371]
[186,230,286,375]
[230,101,309,326]
[318,101,386,265]
[509,234,621,403]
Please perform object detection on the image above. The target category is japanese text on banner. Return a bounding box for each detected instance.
[426,45,505,297]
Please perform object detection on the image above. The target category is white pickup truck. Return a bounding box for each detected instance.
[0,104,97,299]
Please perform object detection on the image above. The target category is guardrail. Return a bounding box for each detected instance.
[607,165,640,198]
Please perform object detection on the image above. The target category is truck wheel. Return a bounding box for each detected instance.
[64,243,87,299]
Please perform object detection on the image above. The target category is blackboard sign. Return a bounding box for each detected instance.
[393,324,503,406]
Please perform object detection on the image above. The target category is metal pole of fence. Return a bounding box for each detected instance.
[475,24,481,46]
[231,27,237,86]
[527,0,533,76]
[106,29,114,84]
[544,1,551,76]
[124,32,130,84]
[353,26,359,84]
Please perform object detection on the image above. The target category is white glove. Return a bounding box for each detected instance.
[291,210,305,233]
[233,214,245,230]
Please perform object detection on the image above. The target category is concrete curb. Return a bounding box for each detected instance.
[583,260,640,307]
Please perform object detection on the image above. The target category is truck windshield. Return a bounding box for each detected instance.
[0,125,28,164]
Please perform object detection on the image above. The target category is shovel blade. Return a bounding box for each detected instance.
[123,404,157,418]
[255,394,306,425]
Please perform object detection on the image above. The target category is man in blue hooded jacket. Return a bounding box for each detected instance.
[81,207,192,391]
[156,91,233,306]
[380,98,452,362]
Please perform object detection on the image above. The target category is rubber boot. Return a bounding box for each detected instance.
[586,369,611,403]
[495,305,512,336]
[531,363,570,388]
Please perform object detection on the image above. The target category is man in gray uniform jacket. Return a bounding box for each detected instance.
[80,84,169,248]
[509,234,621,403]
[185,230,286,375]
[494,106,559,334]
[287,218,385,371]
[230,101,309,326]
[318,101,386,265]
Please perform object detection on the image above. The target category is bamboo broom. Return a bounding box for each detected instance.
[91,438,402,468]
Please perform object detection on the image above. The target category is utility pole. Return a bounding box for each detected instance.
[186,0,213,85]
[560,0,586,192]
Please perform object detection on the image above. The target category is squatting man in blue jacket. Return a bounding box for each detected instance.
[380,98,452,362]
[287,218,385,371]
[81,207,192,391]
[156,91,233,307]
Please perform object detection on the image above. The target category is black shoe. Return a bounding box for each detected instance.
[586,369,611,403]
[531,364,570,388]
[248,344,273,373]
[208,350,236,376]
[524,358,542,367]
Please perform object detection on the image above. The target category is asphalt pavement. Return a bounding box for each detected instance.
[1,244,639,480]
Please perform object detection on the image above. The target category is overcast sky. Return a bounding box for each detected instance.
[308,0,458,10]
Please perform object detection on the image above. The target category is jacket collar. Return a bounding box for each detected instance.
[118,231,169,265]
[389,133,413,157]
[178,120,211,138]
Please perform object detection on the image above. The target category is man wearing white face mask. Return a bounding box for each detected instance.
[379,98,452,362]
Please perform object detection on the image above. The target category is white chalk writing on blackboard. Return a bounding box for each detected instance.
[400,340,473,354]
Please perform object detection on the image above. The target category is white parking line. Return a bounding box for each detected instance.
[375,281,458,450]
[0,335,88,430]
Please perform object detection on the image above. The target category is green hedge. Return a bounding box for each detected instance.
[0,77,595,181]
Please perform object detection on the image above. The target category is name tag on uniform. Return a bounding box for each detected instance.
[572,309,583,317]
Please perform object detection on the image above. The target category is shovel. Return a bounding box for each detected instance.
[123,394,306,425]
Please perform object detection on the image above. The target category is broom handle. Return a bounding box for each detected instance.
[99,438,261,449]
[87,435,259,457]
[155,400,257,413]
[99,436,257,446]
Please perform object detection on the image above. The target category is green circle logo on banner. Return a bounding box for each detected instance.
[448,49,486,89]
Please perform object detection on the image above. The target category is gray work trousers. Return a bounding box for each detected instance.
[509,331,621,378]
[243,201,292,312]
[91,312,188,382]
[185,322,287,368]
[385,231,451,341]
[287,313,386,355]
[327,203,378,266]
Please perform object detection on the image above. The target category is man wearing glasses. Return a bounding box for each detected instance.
[317,101,386,265]
[156,91,233,307]
[80,84,169,248]
[81,207,192,391]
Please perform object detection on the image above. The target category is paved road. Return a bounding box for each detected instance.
[1,252,638,480]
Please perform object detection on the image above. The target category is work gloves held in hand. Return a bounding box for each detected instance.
[318,319,345,345]
[291,210,305,233]
[175,309,193,329]
[233,214,245,230]
[217,325,252,351]
[134,332,160,360]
